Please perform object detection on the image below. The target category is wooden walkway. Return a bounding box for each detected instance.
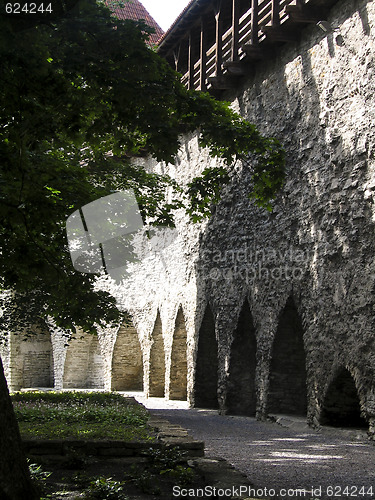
[158,0,339,93]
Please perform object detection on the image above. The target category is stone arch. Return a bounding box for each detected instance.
[169,307,188,400]
[193,304,218,408]
[148,311,165,397]
[268,296,307,416]
[226,299,257,415]
[320,367,367,428]
[111,320,143,391]
[21,330,54,388]
[63,332,104,388]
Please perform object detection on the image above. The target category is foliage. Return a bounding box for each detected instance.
[28,461,52,483]
[85,477,129,500]
[163,464,195,486]
[180,91,285,219]
[27,460,52,499]
[147,446,185,470]
[0,0,285,335]
[150,447,194,487]
[186,166,231,222]
[132,470,162,496]
[130,446,194,494]
[12,391,153,440]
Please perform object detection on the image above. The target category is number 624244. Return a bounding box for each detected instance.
[5,3,53,13]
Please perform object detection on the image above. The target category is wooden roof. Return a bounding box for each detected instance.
[158,0,210,54]
[105,0,164,45]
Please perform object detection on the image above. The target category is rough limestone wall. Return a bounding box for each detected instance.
[111,321,143,391]
[194,0,375,429]
[93,144,215,404]
[148,312,166,397]
[102,0,375,430]
[169,308,188,400]
[6,328,54,391]
[63,331,105,389]
[48,320,70,390]
[45,323,117,392]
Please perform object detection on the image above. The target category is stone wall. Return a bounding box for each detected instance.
[148,312,166,398]
[4,329,54,390]
[4,0,375,436]
[169,307,188,401]
[111,322,143,391]
[193,305,218,409]
[194,0,375,431]
[225,300,257,416]
[208,0,375,430]
[63,333,105,389]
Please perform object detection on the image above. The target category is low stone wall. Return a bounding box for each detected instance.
[23,437,204,459]
[23,413,204,459]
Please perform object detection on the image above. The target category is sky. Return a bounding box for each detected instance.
[140,0,191,31]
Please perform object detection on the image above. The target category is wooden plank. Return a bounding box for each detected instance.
[232,0,241,61]
[242,43,273,59]
[188,32,194,90]
[173,45,181,72]
[200,16,208,91]
[250,0,259,45]
[272,0,280,26]
[171,0,336,92]
[215,1,223,77]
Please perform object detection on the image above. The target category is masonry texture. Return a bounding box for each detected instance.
[2,0,375,436]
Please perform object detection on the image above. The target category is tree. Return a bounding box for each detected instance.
[0,358,40,499]
[0,0,285,496]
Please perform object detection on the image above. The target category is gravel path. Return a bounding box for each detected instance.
[135,397,375,500]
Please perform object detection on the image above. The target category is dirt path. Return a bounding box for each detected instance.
[134,396,375,500]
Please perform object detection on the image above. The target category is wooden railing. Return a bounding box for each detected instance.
[171,0,326,92]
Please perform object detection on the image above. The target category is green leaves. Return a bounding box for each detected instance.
[186,167,230,222]
[172,89,285,217]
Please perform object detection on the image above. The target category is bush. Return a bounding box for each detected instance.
[85,477,129,500]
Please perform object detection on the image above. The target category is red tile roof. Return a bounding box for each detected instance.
[105,0,164,45]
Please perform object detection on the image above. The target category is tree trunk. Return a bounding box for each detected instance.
[0,357,39,500]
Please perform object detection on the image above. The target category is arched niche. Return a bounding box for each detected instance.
[268,296,307,416]
[149,311,166,397]
[63,332,104,389]
[226,299,257,416]
[111,320,143,391]
[21,329,54,388]
[169,307,188,401]
[193,305,218,409]
[320,367,367,428]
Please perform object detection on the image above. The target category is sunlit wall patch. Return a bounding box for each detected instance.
[66,190,177,282]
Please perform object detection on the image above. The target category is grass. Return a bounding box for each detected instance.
[11,391,155,441]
